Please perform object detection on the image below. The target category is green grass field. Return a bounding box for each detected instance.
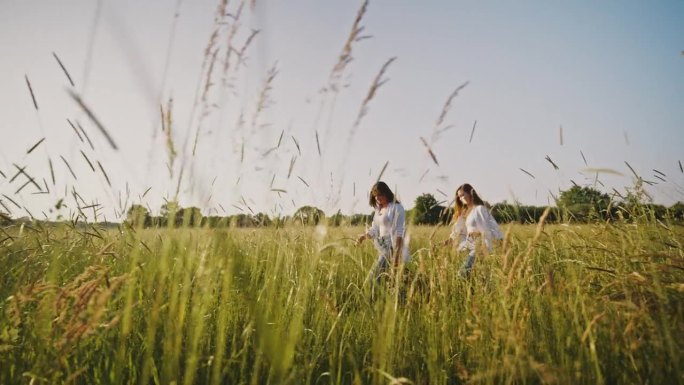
[1,220,682,384]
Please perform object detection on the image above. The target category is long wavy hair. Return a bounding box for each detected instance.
[453,183,485,220]
[369,181,398,208]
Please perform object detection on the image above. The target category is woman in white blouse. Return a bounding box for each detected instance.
[357,181,410,278]
[443,183,503,277]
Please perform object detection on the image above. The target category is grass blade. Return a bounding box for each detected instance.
[25,75,39,110]
[52,52,75,87]
[26,138,46,154]
[68,90,118,150]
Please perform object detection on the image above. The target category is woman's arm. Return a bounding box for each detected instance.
[392,204,406,264]
[474,206,503,250]
[357,210,379,245]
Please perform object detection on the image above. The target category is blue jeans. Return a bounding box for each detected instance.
[373,254,390,281]
[459,249,476,278]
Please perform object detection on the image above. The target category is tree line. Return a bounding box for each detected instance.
[114,185,684,229]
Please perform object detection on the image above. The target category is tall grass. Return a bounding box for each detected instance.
[1,216,682,384]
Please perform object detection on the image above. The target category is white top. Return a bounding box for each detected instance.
[450,205,503,252]
[366,202,410,262]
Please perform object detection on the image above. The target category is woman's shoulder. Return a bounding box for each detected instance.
[474,204,491,215]
[390,201,405,211]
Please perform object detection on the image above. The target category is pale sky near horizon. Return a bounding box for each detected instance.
[0,0,683,221]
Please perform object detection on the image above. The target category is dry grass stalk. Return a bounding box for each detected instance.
[15,176,41,195]
[76,122,95,150]
[191,2,257,157]
[60,156,78,180]
[24,75,39,110]
[251,63,278,132]
[26,138,46,154]
[50,266,127,353]
[23,206,34,219]
[68,91,118,150]
[9,164,27,183]
[434,81,469,130]
[624,161,639,179]
[0,200,11,214]
[48,158,56,185]
[2,194,21,209]
[519,168,535,179]
[240,196,255,214]
[66,119,84,143]
[352,57,396,130]
[329,0,370,92]
[291,136,301,155]
[11,164,41,191]
[52,52,75,87]
[161,98,177,177]
[287,156,297,179]
[221,1,245,76]
[277,130,284,148]
[420,137,439,166]
[297,176,310,188]
[418,169,429,182]
[235,28,260,66]
[315,130,321,157]
[545,155,559,170]
[96,161,111,187]
[80,150,95,172]
[375,160,389,182]
[469,120,477,143]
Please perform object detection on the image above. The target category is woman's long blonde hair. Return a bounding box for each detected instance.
[452,183,485,221]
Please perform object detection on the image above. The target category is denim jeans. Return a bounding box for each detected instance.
[373,254,391,281]
[459,249,476,278]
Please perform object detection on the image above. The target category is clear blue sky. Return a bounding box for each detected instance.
[0,0,682,221]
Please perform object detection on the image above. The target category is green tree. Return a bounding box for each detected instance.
[177,206,203,227]
[254,212,272,227]
[558,185,611,222]
[491,201,558,224]
[670,202,684,221]
[350,213,372,226]
[231,214,256,227]
[160,200,180,227]
[412,193,445,225]
[328,210,348,227]
[293,206,325,225]
[126,204,150,228]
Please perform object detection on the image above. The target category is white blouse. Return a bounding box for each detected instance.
[450,205,503,252]
[366,202,410,262]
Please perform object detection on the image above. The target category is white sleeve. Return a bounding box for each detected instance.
[475,206,503,247]
[366,210,380,239]
[392,204,406,238]
[450,216,466,241]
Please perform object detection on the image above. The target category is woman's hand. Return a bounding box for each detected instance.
[356,234,367,246]
[442,238,452,247]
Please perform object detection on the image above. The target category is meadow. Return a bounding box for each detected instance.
[1,217,682,384]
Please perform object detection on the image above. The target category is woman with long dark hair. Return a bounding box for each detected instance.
[357,181,409,277]
[442,183,503,277]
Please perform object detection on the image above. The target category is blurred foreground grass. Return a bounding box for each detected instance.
[1,220,682,384]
